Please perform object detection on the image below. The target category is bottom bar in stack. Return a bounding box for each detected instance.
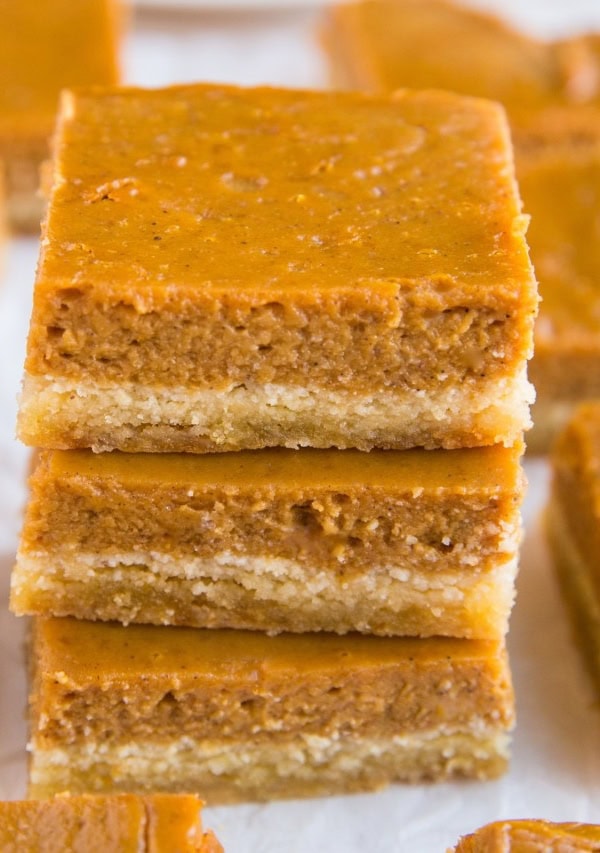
[29,619,514,803]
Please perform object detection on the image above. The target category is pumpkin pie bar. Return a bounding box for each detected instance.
[0,794,221,853]
[12,444,524,639]
[322,0,600,118]
[0,0,122,233]
[28,619,514,802]
[547,402,600,696]
[451,819,600,852]
[18,83,536,453]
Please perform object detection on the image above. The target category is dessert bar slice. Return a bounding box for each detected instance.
[547,402,600,696]
[28,619,515,802]
[0,0,121,233]
[0,793,221,853]
[12,444,524,639]
[451,819,600,852]
[18,83,536,452]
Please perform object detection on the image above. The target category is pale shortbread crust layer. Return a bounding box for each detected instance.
[11,552,518,639]
[19,371,533,452]
[547,498,600,693]
[28,726,511,803]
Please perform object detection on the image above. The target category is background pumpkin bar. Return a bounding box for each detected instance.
[0,794,222,853]
[322,0,600,116]
[12,444,523,639]
[547,402,600,696]
[451,819,600,852]
[323,0,600,452]
[29,619,514,802]
[0,0,122,233]
[514,121,600,452]
[18,83,536,454]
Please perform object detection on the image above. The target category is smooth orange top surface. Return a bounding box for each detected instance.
[45,444,522,494]
[37,83,533,305]
[0,0,121,137]
[35,617,503,682]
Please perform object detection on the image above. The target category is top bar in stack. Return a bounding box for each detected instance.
[18,83,537,453]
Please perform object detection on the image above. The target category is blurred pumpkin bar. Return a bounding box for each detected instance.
[547,402,600,696]
[28,618,514,802]
[451,819,600,852]
[514,120,600,451]
[0,793,222,853]
[12,444,524,639]
[0,0,122,233]
[17,83,536,454]
[323,0,600,451]
[322,0,600,115]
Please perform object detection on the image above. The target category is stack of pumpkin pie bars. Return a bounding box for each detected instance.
[11,82,537,801]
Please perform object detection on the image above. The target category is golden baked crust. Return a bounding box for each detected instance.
[18,83,537,452]
[0,0,122,233]
[451,819,600,852]
[12,444,524,638]
[28,618,515,802]
[547,403,600,695]
[0,794,221,853]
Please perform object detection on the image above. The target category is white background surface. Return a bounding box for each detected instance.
[1,2,599,851]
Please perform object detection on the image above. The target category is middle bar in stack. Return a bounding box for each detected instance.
[13,445,523,639]
[14,83,537,801]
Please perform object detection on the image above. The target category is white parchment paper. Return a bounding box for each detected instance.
[0,3,599,850]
